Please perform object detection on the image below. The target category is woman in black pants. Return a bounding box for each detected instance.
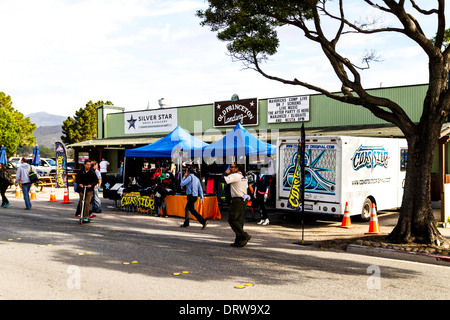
[0,164,10,208]
[255,174,270,225]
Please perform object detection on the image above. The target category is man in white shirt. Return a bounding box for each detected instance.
[224,163,250,247]
[99,157,109,188]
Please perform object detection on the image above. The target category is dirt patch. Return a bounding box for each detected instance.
[313,234,450,256]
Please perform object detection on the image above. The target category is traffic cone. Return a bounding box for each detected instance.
[48,185,57,202]
[365,203,384,234]
[61,186,72,204]
[30,184,37,200]
[14,184,21,198]
[338,202,351,228]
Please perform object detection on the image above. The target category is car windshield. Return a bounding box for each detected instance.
[46,159,56,166]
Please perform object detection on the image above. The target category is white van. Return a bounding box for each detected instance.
[276,136,408,220]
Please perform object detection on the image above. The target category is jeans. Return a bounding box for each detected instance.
[91,186,102,213]
[21,183,32,210]
[155,197,166,216]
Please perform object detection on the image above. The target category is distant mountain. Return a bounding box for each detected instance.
[33,125,63,149]
[27,112,66,127]
[26,112,67,149]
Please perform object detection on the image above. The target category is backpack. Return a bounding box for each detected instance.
[3,171,14,186]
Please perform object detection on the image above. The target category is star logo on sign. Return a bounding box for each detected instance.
[216,104,221,109]
[127,115,137,129]
[249,101,254,107]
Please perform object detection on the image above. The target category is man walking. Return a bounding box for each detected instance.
[15,157,34,210]
[180,166,207,229]
[224,163,250,247]
[76,159,98,223]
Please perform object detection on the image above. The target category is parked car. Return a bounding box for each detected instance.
[25,157,56,176]
[8,157,21,168]
[5,162,18,175]
[67,161,75,173]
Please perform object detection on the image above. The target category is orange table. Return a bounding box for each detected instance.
[164,195,221,220]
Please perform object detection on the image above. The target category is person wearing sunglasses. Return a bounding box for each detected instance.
[224,163,251,247]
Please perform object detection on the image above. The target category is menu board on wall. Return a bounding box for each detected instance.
[267,95,310,123]
[214,98,258,127]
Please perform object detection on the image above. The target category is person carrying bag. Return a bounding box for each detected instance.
[15,157,35,210]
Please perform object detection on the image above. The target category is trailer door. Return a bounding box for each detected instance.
[279,139,340,204]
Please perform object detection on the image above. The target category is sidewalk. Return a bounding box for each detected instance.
[265,206,450,266]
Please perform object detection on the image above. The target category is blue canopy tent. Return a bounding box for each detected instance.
[123,126,208,188]
[203,123,276,160]
[125,126,208,158]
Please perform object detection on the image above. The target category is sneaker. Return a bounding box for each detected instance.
[257,219,264,225]
[202,220,208,230]
[3,203,9,208]
[261,219,269,226]
[90,214,96,218]
[180,224,189,228]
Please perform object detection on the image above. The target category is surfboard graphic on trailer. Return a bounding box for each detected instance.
[276,136,407,220]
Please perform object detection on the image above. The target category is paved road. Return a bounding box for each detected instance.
[1,188,449,303]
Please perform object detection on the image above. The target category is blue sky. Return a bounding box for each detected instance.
[0,0,445,117]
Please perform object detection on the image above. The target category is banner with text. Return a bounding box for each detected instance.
[55,142,68,189]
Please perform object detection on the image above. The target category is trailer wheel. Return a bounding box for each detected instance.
[361,198,374,221]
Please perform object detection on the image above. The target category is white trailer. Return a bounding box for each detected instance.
[276,136,408,220]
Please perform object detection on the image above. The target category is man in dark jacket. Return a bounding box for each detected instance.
[76,159,98,222]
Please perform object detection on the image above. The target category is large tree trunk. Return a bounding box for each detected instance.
[389,122,446,245]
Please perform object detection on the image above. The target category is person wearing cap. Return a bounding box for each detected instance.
[224,163,250,247]
[180,166,207,229]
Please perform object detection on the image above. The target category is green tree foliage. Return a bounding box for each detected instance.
[61,100,113,145]
[0,92,36,156]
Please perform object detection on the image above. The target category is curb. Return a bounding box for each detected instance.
[346,244,450,267]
